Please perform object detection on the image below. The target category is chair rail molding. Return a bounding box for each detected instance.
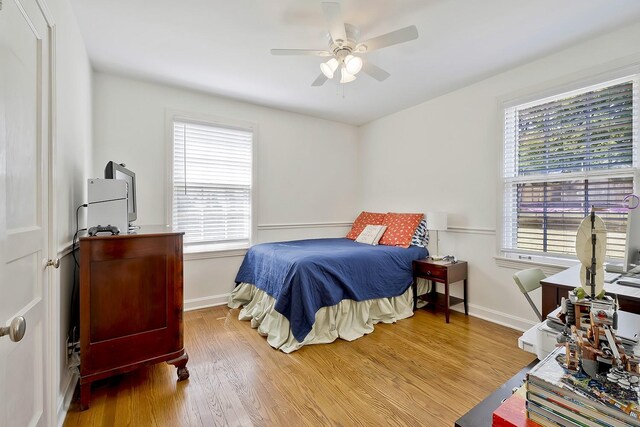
[257,221,352,230]
[446,226,496,236]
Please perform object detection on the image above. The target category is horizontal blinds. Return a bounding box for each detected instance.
[504,81,635,178]
[503,77,638,260]
[173,120,252,245]
[504,177,633,259]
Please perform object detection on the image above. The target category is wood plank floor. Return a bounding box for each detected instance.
[64,306,535,426]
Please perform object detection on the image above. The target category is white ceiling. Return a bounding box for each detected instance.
[70,0,640,125]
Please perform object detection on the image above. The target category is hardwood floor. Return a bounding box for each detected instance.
[63,306,535,426]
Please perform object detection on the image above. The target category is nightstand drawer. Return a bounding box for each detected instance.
[412,260,447,280]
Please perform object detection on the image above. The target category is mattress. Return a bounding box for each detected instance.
[232,237,428,346]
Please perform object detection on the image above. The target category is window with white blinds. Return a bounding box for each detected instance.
[502,76,638,260]
[172,119,253,248]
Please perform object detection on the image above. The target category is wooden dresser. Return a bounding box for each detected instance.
[79,226,189,410]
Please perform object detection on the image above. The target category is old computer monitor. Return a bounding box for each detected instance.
[104,161,137,225]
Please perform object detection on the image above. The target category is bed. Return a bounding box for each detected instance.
[228,237,428,353]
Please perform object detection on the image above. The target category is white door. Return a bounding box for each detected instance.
[0,0,51,426]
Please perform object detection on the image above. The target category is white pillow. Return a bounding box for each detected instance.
[356,225,387,245]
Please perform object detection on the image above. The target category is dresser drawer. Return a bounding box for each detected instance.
[412,260,447,281]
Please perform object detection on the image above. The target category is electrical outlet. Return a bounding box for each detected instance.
[66,338,80,374]
[68,352,80,375]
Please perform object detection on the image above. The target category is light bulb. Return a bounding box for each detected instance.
[344,55,363,75]
[340,67,356,83]
[320,58,339,79]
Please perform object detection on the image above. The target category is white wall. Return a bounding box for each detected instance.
[91,72,360,307]
[359,22,640,331]
[44,5,640,424]
[47,0,93,424]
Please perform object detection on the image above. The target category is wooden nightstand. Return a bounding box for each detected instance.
[412,258,468,323]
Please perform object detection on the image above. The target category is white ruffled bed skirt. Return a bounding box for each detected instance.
[228,281,429,353]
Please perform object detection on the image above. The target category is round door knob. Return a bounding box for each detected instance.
[0,316,27,342]
[46,258,60,269]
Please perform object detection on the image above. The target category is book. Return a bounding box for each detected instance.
[492,386,540,427]
[527,383,628,427]
[528,377,638,426]
[526,347,640,426]
[528,409,564,427]
[527,399,585,426]
[527,392,616,427]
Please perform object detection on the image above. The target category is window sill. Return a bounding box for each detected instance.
[184,242,249,260]
[494,254,578,276]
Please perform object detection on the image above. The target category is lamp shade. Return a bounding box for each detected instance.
[320,58,339,79]
[339,67,356,83]
[344,55,363,75]
[426,212,448,231]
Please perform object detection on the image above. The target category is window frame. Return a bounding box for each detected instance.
[498,74,639,266]
[165,109,258,255]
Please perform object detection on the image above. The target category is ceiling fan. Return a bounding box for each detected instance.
[271,2,419,86]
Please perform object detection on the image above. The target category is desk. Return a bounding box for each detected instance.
[541,265,640,317]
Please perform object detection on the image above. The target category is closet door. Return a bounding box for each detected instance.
[0,0,52,425]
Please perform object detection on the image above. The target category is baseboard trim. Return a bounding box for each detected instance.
[184,294,231,311]
[57,371,77,427]
[451,303,537,332]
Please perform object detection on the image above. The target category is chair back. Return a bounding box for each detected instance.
[513,268,546,321]
[513,268,546,294]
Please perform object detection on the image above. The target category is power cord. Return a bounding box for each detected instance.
[442,255,457,264]
[68,203,87,361]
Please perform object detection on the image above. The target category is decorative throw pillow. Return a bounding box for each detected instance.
[379,213,424,248]
[356,225,387,245]
[411,218,430,248]
[346,211,387,240]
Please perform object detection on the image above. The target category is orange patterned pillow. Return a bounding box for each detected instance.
[346,212,387,240]
[378,213,424,248]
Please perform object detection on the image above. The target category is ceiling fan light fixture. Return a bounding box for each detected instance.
[320,58,339,78]
[344,55,363,75]
[340,67,356,83]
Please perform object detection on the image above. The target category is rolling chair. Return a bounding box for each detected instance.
[513,268,546,321]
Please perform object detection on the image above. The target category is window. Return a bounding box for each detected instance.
[172,118,254,250]
[502,76,638,261]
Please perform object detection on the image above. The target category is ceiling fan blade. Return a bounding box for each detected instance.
[321,2,347,45]
[311,73,328,87]
[362,62,390,81]
[271,49,332,56]
[357,25,418,52]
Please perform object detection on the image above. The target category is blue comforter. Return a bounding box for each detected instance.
[235,238,428,342]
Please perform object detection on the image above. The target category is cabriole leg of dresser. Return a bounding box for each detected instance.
[167,352,190,381]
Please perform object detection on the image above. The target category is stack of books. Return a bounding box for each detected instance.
[525,347,640,426]
[493,385,540,427]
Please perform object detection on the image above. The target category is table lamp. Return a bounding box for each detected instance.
[426,212,448,260]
